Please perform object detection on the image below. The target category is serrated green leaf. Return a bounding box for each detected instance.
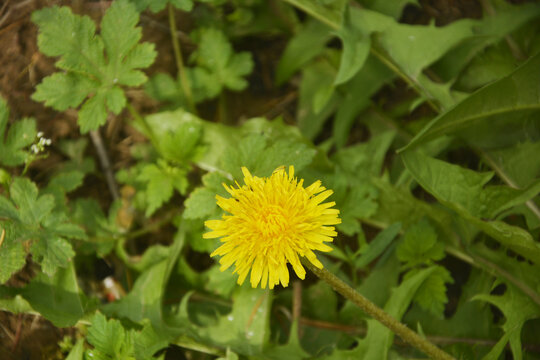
[32,0,156,133]
[129,0,193,12]
[401,150,540,264]
[191,28,253,96]
[401,52,540,151]
[31,73,96,111]
[406,265,453,318]
[397,219,445,268]
[137,163,188,216]
[78,91,108,133]
[262,321,309,360]
[0,98,37,167]
[220,134,316,180]
[473,283,540,360]
[0,223,26,284]
[47,170,85,193]
[10,177,51,225]
[134,322,169,360]
[32,6,104,75]
[101,0,141,63]
[31,235,75,275]
[327,266,437,359]
[0,196,18,220]
[87,313,131,358]
[104,87,127,115]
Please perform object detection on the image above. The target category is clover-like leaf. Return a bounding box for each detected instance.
[32,0,156,133]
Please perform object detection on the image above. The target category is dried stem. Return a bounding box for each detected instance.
[89,129,119,201]
[303,260,456,360]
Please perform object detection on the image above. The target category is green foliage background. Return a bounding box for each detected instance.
[1,0,540,359]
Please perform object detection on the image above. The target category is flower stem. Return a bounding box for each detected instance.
[303,260,455,360]
[168,4,196,114]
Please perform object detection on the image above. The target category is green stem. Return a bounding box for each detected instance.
[168,4,196,114]
[126,102,157,144]
[303,260,456,360]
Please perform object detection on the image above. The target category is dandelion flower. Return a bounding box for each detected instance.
[204,166,341,289]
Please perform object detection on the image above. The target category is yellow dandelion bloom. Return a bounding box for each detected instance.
[204,165,341,289]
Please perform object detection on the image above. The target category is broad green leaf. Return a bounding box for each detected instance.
[198,286,272,355]
[297,58,337,140]
[334,8,370,85]
[184,171,230,220]
[401,52,540,151]
[333,56,394,147]
[485,141,540,189]
[433,3,540,81]
[66,338,85,360]
[305,281,338,321]
[104,227,184,332]
[455,44,516,91]
[401,150,540,264]
[355,222,401,268]
[349,7,474,79]
[0,97,37,167]
[21,262,84,327]
[143,109,205,164]
[276,19,332,85]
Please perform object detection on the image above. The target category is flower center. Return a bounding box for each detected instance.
[256,205,290,239]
